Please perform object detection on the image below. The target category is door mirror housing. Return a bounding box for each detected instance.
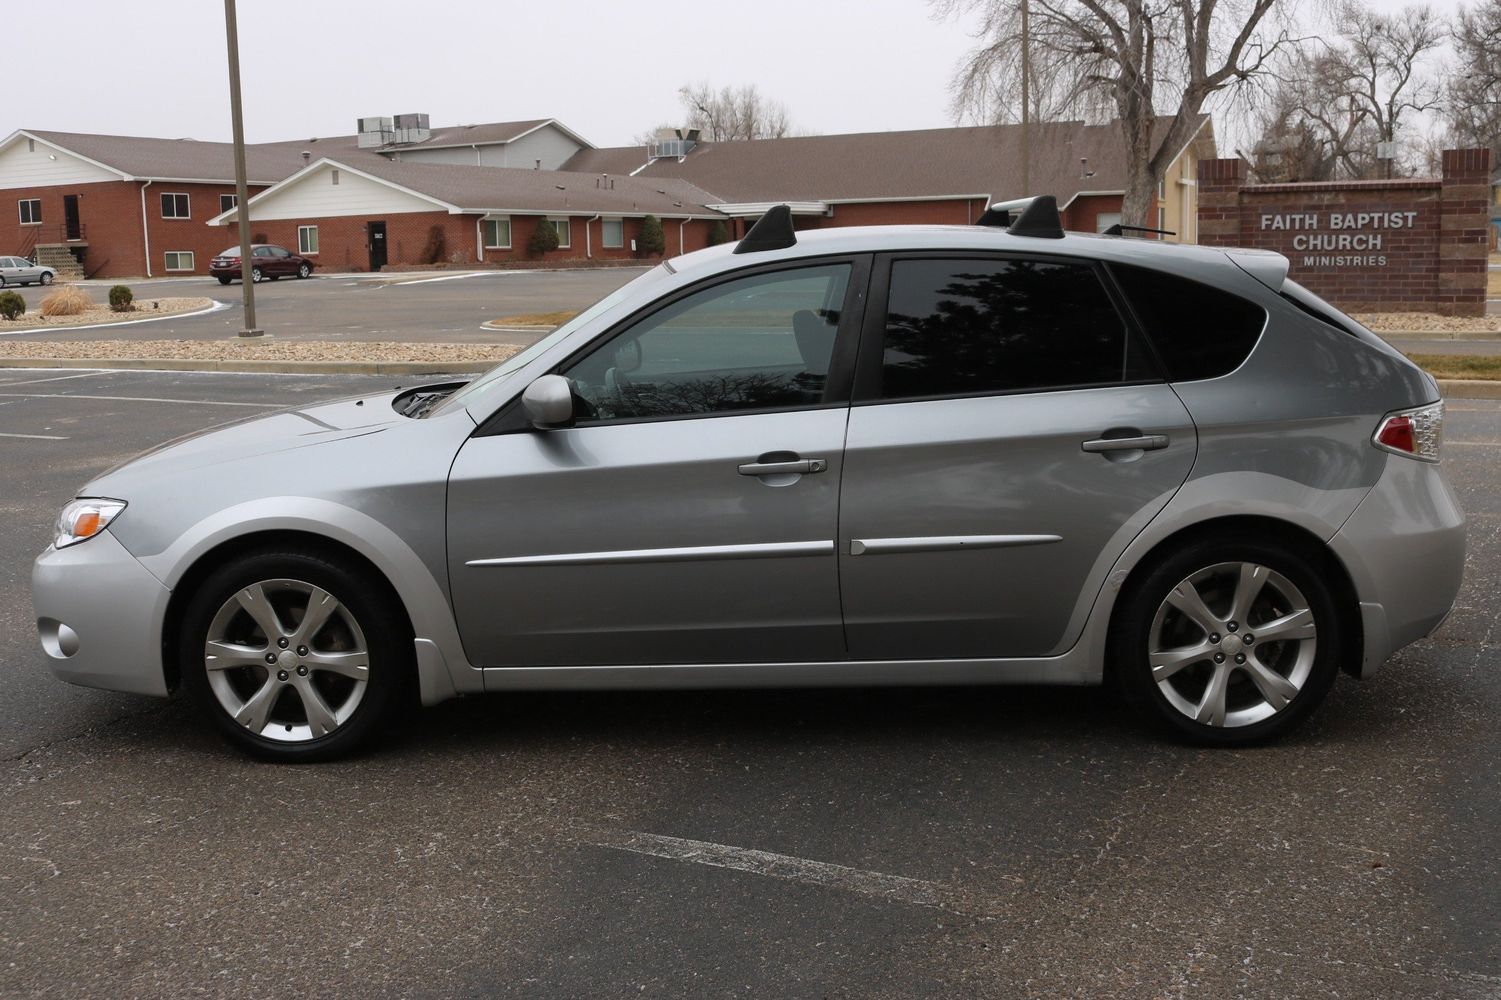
[522,374,575,429]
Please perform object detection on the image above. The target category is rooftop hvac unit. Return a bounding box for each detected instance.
[356,116,395,148]
[358,116,394,134]
[394,113,430,131]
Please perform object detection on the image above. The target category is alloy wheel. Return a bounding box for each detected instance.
[203,578,370,742]
[1148,561,1318,728]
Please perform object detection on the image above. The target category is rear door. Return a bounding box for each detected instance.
[837,253,1197,660]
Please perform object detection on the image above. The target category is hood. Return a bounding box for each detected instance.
[87,391,408,495]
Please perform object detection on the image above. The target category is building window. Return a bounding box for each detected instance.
[331,169,340,185]
[601,218,624,249]
[483,218,511,249]
[161,193,190,219]
[27,138,35,153]
[164,251,195,272]
[18,199,41,225]
[220,194,238,214]
[298,225,319,255]
[550,218,571,248]
[1096,212,1122,234]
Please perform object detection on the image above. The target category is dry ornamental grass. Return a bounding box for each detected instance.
[39,284,91,317]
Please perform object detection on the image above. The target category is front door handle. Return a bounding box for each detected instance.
[1081,434,1169,453]
[738,458,828,476]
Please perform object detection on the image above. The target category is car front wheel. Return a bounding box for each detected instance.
[1112,536,1343,746]
[179,549,412,761]
[298,263,311,279]
[40,272,53,286]
[251,267,263,283]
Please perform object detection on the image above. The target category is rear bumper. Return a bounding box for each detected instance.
[32,532,171,697]
[1329,455,1466,676]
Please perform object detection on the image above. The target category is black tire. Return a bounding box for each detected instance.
[217,276,232,285]
[251,266,263,283]
[40,272,53,286]
[1110,534,1345,746]
[297,263,311,279]
[179,548,413,762]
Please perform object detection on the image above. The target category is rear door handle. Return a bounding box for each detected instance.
[1081,435,1169,453]
[738,458,828,476]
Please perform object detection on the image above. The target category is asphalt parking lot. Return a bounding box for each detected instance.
[3,368,1501,998]
[0,268,646,345]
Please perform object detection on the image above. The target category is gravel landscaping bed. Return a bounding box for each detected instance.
[0,339,523,363]
[1354,312,1501,334]
[0,297,213,331]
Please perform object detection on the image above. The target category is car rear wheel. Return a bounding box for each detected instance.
[1111,536,1343,746]
[297,263,311,279]
[39,272,53,286]
[217,276,232,285]
[179,550,412,761]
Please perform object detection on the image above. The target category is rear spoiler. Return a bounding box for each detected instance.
[1225,248,1290,292]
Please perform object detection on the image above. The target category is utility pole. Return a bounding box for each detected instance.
[1019,0,1030,196]
[224,0,262,337]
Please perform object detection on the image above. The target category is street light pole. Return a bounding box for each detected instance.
[1020,0,1030,196]
[224,0,261,337]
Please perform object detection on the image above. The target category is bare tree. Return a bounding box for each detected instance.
[937,0,1302,225]
[675,83,795,142]
[1447,0,1501,162]
[1250,2,1445,179]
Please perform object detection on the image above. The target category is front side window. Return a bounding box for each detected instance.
[876,257,1154,401]
[484,218,511,249]
[601,218,624,249]
[550,218,571,248]
[562,263,851,422]
[161,193,190,219]
[18,199,41,225]
[164,251,194,271]
[298,226,319,255]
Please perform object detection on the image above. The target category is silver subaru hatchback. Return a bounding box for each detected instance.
[33,201,1465,761]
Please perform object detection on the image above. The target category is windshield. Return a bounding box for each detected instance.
[433,263,675,415]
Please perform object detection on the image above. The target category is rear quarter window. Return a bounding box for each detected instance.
[1110,263,1266,382]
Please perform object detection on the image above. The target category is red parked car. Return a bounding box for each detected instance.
[210,244,315,284]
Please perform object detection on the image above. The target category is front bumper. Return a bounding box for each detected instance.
[1329,454,1466,676]
[32,532,171,697]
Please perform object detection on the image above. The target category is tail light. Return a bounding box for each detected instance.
[1373,401,1443,462]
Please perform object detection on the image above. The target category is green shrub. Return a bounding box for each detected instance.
[108,285,134,312]
[707,220,730,246]
[639,214,666,256]
[528,219,560,257]
[0,290,24,321]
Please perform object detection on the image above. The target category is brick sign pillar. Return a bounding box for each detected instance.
[1197,149,1491,317]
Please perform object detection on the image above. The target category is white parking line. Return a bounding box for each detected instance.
[0,371,110,387]
[0,392,277,408]
[576,826,1014,913]
[0,431,69,439]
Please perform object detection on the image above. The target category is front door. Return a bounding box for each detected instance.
[63,195,81,241]
[366,221,387,271]
[447,260,863,667]
[838,253,1197,660]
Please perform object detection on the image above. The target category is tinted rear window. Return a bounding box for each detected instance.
[1110,263,1266,382]
[878,257,1156,400]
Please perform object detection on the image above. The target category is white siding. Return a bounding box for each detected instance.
[0,138,121,190]
[395,145,485,167]
[235,164,442,221]
[502,126,584,170]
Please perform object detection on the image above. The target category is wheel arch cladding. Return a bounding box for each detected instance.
[160,529,415,693]
[1105,514,1364,679]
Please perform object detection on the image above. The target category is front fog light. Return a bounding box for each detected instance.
[55,498,126,549]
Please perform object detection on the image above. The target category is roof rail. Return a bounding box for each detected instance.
[1103,223,1177,238]
[1007,195,1064,239]
[733,204,797,254]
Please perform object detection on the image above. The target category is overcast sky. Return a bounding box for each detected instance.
[6,0,987,147]
[4,0,1469,149]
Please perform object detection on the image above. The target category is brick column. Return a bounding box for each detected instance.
[1196,158,1246,247]
[1439,147,1491,317]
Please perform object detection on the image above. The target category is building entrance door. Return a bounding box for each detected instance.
[366,221,387,271]
[64,196,81,241]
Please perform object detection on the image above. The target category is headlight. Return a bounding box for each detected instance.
[54,499,127,549]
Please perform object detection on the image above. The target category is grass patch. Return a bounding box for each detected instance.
[1407,353,1501,380]
[488,310,579,328]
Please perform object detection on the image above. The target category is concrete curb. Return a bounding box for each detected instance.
[1381,330,1501,342]
[0,299,228,337]
[478,323,552,333]
[0,357,485,376]
[1439,379,1501,400]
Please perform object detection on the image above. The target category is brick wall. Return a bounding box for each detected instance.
[1197,149,1491,316]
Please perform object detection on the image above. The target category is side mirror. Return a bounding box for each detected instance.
[522,374,575,429]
